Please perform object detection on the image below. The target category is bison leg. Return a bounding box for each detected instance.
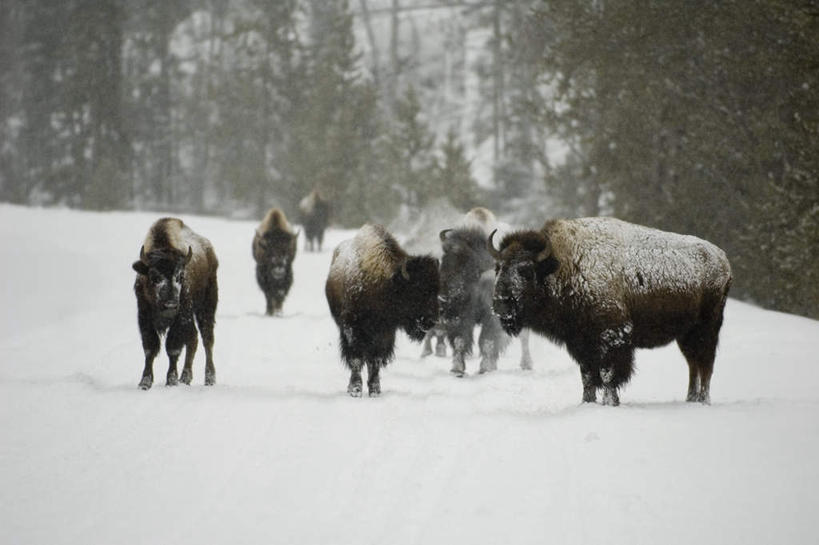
[265,292,275,316]
[478,319,503,374]
[367,360,382,397]
[678,327,719,405]
[196,282,218,387]
[450,336,467,377]
[434,332,447,357]
[599,346,635,407]
[580,366,598,403]
[180,333,198,385]
[519,328,533,371]
[165,325,189,387]
[420,331,434,358]
[348,359,363,397]
[137,313,159,390]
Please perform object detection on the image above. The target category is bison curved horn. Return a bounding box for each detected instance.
[139,245,146,261]
[185,246,193,264]
[401,259,410,281]
[439,229,453,243]
[487,229,501,260]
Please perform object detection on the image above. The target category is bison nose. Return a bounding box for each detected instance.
[493,296,511,317]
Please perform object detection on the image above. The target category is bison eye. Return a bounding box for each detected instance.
[150,272,162,285]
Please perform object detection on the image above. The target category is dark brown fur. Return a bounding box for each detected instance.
[299,188,330,252]
[490,217,732,405]
[253,208,298,315]
[325,224,439,397]
[132,218,219,390]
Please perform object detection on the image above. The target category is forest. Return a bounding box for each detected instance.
[0,0,817,318]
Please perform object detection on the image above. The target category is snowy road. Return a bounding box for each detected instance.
[1,204,817,544]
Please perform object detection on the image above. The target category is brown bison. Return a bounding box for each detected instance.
[299,188,330,252]
[253,208,298,316]
[325,224,439,397]
[132,218,219,390]
[489,217,732,406]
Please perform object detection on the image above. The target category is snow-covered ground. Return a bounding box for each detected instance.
[1,204,817,545]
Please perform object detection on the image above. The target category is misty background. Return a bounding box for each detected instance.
[0,0,817,319]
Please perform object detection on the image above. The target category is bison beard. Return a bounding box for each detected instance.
[489,218,732,406]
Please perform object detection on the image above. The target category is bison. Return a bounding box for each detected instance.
[132,218,219,390]
[438,213,533,376]
[489,217,732,406]
[299,188,330,252]
[253,208,298,316]
[325,224,439,397]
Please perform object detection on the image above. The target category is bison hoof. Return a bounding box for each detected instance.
[420,346,433,358]
[520,358,533,371]
[166,374,178,386]
[348,385,363,397]
[368,389,381,398]
[180,370,192,385]
[138,376,153,390]
[204,372,216,386]
[435,344,447,358]
[450,368,465,378]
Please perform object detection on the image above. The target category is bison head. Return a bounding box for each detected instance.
[488,229,559,336]
[133,245,192,317]
[255,229,298,279]
[438,228,493,325]
[395,255,440,341]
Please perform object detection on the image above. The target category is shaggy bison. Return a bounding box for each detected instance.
[439,225,532,376]
[325,224,439,397]
[253,208,298,315]
[132,218,219,390]
[489,217,732,405]
[299,188,330,252]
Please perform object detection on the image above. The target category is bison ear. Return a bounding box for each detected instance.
[133,260,149,275]
[536,255,559,278]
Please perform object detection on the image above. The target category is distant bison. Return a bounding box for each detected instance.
[253,208,298,315]
[299,188,330,252]
[438,207,532,376]
[326,224,439,397]
[489,217,732,405]
[132,218,219,390]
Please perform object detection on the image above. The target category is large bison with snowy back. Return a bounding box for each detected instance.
[132,218,219,390]
[325,224,439,397]
[489,217,732,405]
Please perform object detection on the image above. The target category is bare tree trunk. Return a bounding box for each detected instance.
[358,0,380,84]
[388,0,400,112]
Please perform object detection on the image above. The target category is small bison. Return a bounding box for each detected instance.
[489,217,732,406]
[325,224,439,397]
[299,188,330,252]
[132,218,219,390]
[439,226,533,376]
[253,208,298,315]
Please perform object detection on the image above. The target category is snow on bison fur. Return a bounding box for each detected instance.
[325,224,439,397]
[489,217,732,406]
[132,218,219,390]
[253,208,298,316]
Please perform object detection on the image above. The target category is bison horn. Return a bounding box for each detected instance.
[139,245,146,261]
[185,246,193,264]
[439,229,452,243]
[487,229,501,260]
[401,260,410,281]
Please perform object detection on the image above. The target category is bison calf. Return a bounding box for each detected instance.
[489,217,731,405]
[326,224,439,397]
[253,208,298,315]
[132,218,219,390]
